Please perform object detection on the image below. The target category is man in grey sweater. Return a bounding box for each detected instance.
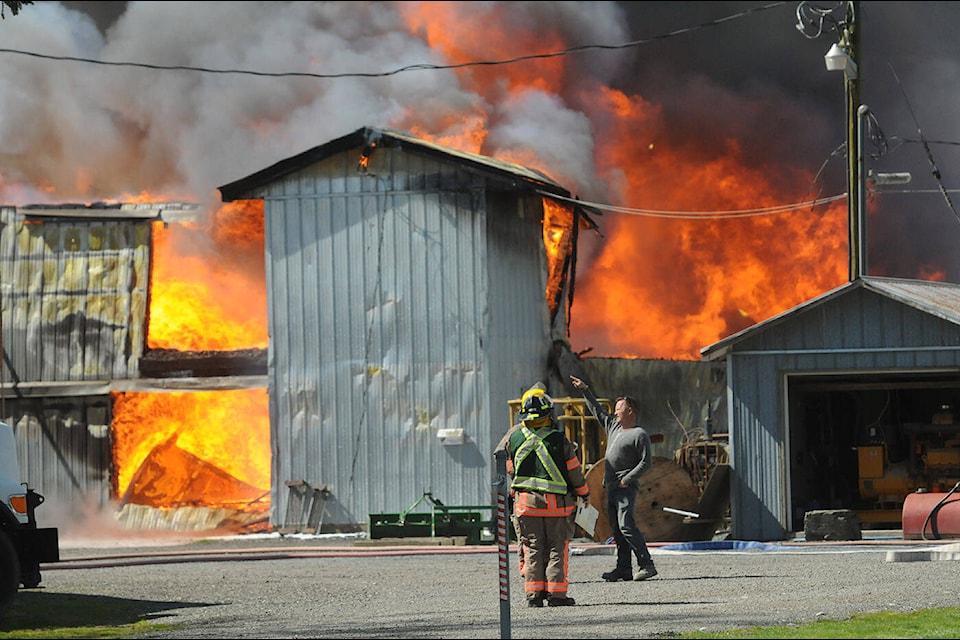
[570,375,658,581]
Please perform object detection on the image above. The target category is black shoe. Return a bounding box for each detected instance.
[547,595,576,607]
[601,567,633,582]
[634,564,658,581]
[527,592,546,607]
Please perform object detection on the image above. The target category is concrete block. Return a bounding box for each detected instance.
[803,509,862,541]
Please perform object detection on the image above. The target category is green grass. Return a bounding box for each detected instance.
[0,591,182,638]
[3,592,959,638]
[677,606,960,639]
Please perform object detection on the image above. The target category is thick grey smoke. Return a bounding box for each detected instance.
[0,1,628,208]
[2,1,960,354]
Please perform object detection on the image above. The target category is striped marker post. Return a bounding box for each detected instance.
[494,449,512,639]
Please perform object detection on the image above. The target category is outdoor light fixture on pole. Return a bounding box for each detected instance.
[802,1,911,280]
[824,42,857,78]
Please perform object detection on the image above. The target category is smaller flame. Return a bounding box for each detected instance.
[543,198,576,318]
[358,142,378,172]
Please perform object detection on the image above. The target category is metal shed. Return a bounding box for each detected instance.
[701,276,960,541]
[0,203,159,517]
[218,126,594,531]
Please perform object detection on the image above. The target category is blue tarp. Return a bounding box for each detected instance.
[660,540,794,551]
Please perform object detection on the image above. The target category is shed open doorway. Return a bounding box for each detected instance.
[788,370,960,531]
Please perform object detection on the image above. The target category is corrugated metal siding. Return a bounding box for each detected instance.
[0,207,149,384]
[703,277,960,360]
[734,289,960,354]
[484,191,553,475]
[3,396,112,519]
[727,353,787,541]
[262,145,554,527]
[578,358,727,456]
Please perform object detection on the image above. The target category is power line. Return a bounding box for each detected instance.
[542,191,847,219]
[888,63,960,224]
[901,138,960,147]
[0,3,787,79]
[17,2,945,221]
[871,189,960,195]
[545,185,960,221]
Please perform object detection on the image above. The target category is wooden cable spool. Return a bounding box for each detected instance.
[583,456,700,543]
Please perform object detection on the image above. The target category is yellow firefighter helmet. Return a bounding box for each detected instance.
[519,383,554,422]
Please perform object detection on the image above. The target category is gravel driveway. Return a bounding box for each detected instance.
[26,531,960,639]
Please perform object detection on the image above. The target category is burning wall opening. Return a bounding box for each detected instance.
[110,200,271,531]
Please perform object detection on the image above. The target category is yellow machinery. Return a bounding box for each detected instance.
[507,396,611,470]
[856,407,960,524]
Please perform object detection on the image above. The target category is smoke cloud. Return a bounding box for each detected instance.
[1,1,959,358]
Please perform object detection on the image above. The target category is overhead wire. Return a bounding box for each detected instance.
[887,63,960,224]
[875,189,960,195]
[0,3,787,79]
[542,191,847,219]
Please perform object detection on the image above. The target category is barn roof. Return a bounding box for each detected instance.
[15,202,201,222]
[218,126,595,219]
[700,276,960,361]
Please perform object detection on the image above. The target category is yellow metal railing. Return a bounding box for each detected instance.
[507,396,612,471]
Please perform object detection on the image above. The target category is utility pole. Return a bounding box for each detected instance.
[810,1,908,279]
[805,0,862,279]
[845,1,862,280]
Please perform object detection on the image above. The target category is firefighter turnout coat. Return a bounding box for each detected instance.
[505,419,589,599]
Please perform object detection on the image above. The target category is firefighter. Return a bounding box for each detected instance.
[505,383,590,607]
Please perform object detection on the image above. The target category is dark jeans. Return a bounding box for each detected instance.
[606,484,654,570]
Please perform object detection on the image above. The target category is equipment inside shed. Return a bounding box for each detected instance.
[789,372,960,533]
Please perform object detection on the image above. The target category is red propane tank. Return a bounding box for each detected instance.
[901,490,960,540]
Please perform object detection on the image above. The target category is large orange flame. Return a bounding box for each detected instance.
[112,199,271,519]
[112,389,270,506]
[395,4,848,360]
[149,201,267,350]
[570,86,848,358]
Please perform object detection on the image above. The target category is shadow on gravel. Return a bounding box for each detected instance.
[0,590,213,633]
[572,599,716,607]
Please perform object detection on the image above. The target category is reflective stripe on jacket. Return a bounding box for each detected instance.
[506,420,590,518]
[509,425,569,495]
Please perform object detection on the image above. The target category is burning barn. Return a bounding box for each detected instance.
[217,125,599,533]
[1,125,729,539]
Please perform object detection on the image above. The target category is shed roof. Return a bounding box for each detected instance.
[217,126,599,226]
[15,202,201,222]
[700,276,960,361]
